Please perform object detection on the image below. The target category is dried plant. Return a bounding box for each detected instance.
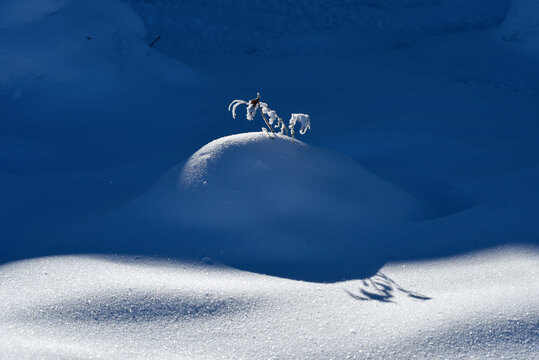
[228,93,310,139]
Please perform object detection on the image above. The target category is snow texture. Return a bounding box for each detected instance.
[498,0,539,46]
[1,0,539,358]
[177,132,425,281]
[0,247,537,359]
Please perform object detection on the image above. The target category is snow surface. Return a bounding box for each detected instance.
[156,132,426,281]
[0,247,537,359]
[498,0,539,47]
[1,0,539,358]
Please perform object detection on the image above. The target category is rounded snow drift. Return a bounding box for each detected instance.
[176,132,425,282]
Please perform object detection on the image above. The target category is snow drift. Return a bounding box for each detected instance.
[177,132,426,281]
[0,0,198,173]
[0,0,203,253]
[74,132,426,282]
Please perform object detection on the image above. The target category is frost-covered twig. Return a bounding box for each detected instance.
[229,93,274,134]
[275,117,289,136]
[289,113,310,139]
[257,102,276,135]
[228,99,248,120]
[228,93,310,139]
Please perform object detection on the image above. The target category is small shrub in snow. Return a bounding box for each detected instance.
[228,93,310,139]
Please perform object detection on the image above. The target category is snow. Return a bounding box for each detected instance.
[0,247,537,359]
[59,132,425,282]
[0,0,70,29]
[498,0,539,47]
[177,132,424,281]
[1,0,538,358]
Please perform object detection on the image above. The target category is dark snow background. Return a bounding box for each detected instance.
[2,0,537,279]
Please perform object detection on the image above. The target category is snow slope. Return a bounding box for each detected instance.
[498,0,539,47]
[0,0,203,251]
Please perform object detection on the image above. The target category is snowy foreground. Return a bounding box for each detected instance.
[1,247,537,359]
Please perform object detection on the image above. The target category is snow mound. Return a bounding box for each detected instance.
[175,132,427,281]
[0,0,204,247]
[0,0,198,173]
[72,132,427,282]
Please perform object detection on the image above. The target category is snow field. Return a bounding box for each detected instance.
[0,247,536,359]
[1,0,538,358]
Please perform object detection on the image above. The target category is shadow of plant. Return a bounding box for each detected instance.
[344,272,431,303]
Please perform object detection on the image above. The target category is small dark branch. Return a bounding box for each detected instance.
[149,36,161,48]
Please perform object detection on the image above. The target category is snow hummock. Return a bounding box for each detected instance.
[0,0,199,172]
[0,0,203,247]
[88,132,426,282]
[177,133,426,281]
